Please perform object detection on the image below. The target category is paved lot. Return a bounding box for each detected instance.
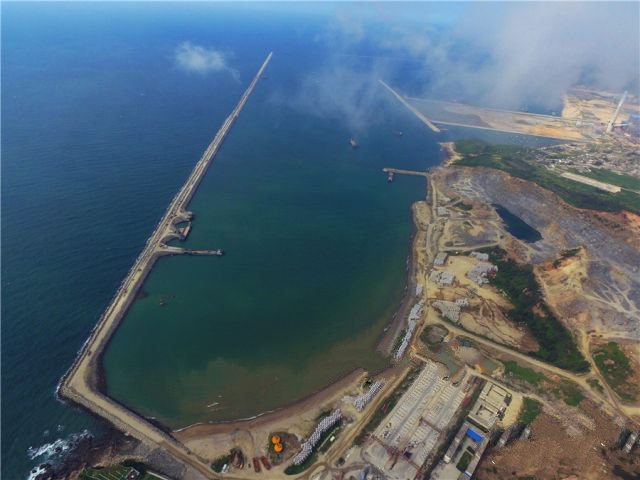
[363,361,469,479]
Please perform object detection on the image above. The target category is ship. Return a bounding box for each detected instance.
[214,248,225,256]
[387,171,394,183]
[392,129,404,137]
[349,138,358,148]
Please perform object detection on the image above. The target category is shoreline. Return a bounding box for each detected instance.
[57,52,274,480]
[56,52,436,477]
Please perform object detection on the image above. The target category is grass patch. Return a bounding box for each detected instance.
[503,361,546,385]
[81,466,139,480]
[392,328,407,353]
[456,450,473,472]
[553,248,582,267]
[518,397,542,424]
[353,365,423,446]
[593,342,637,401]
[455,140,640,214]
[456,201,474,211]
[587,378,605,393]
[487,247,589,373]
[570,168,640,191]
[211,453,232,473]
[559,381,585,406]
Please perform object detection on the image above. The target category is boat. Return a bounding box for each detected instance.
[392,129,404,137]
[214,249,225,256]
[349,138,358,148]
[387,172,394,183]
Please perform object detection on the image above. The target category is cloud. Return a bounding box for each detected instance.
[174,42,239,80]
[310,3,639,111]
[288,61,392,134]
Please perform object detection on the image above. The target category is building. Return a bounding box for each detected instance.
[468,382,511,431]
[467,262,498,285]
[469,251,489,262]
[434,252,449,266]
[430,271,455,286]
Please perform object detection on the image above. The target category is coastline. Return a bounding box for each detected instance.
[58,52,274,480]
[56,53,437,477]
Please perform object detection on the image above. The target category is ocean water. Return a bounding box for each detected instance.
[102,50,442,426]
[2,3,443,477]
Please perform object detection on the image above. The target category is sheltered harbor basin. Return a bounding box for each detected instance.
[101,53,444,428]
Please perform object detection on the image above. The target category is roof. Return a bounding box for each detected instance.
[466,427,484,443]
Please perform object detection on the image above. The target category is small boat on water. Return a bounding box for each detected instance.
[349,138,358,148]
[387,171,394,183]
[392,129,404,137]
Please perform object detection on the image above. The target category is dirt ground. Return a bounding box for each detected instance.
[477,401,640,480]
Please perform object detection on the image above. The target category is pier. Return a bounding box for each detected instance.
[58,52,273,480]
[383,167,429,178]
[160,245,224,256]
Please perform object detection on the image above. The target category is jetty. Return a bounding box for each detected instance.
[58,52,273,479]
[383,167,429,178]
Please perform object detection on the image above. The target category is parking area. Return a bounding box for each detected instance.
[363,361,471,479]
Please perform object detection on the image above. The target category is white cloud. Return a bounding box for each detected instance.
[311,3,639,111]
[174,42,239,80]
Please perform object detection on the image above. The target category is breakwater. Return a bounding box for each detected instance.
[57,52,273,478]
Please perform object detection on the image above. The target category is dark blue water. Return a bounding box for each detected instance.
[1,4,445,478]
[493,204,543,242]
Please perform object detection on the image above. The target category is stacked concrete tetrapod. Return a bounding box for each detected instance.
[292,409,343,466]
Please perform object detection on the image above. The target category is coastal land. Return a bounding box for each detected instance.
[60,79,640,480]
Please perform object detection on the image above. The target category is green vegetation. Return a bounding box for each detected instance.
[593,342,637,401]
[455,201,474,211]
[570,168,640,191]
[354,365,422,445]
[392,328,407,353]
[487,247,589,373]
[456,450,473,472]
[518,397,542,424]
[211,453,232,473]
[317,422,342,454]
[559,381,585,406]
[81,464,162,480]
[587,378,605,393]
[454,140,640,214]
[420,324,448,349]
[553,248,582,267]
[503,361,546,385]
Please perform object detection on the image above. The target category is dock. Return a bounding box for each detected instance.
[58,52,273,480]
[383,167,429,178]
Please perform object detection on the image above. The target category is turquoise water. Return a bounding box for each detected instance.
[3,3,552,476]
[2,4,443,476]
[102,51,441,426]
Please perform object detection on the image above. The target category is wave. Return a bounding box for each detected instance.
[26,429,92,479]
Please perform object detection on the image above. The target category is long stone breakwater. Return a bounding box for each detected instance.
[57,52,273,479]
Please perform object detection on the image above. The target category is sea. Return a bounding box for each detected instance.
[2,3,554,478]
